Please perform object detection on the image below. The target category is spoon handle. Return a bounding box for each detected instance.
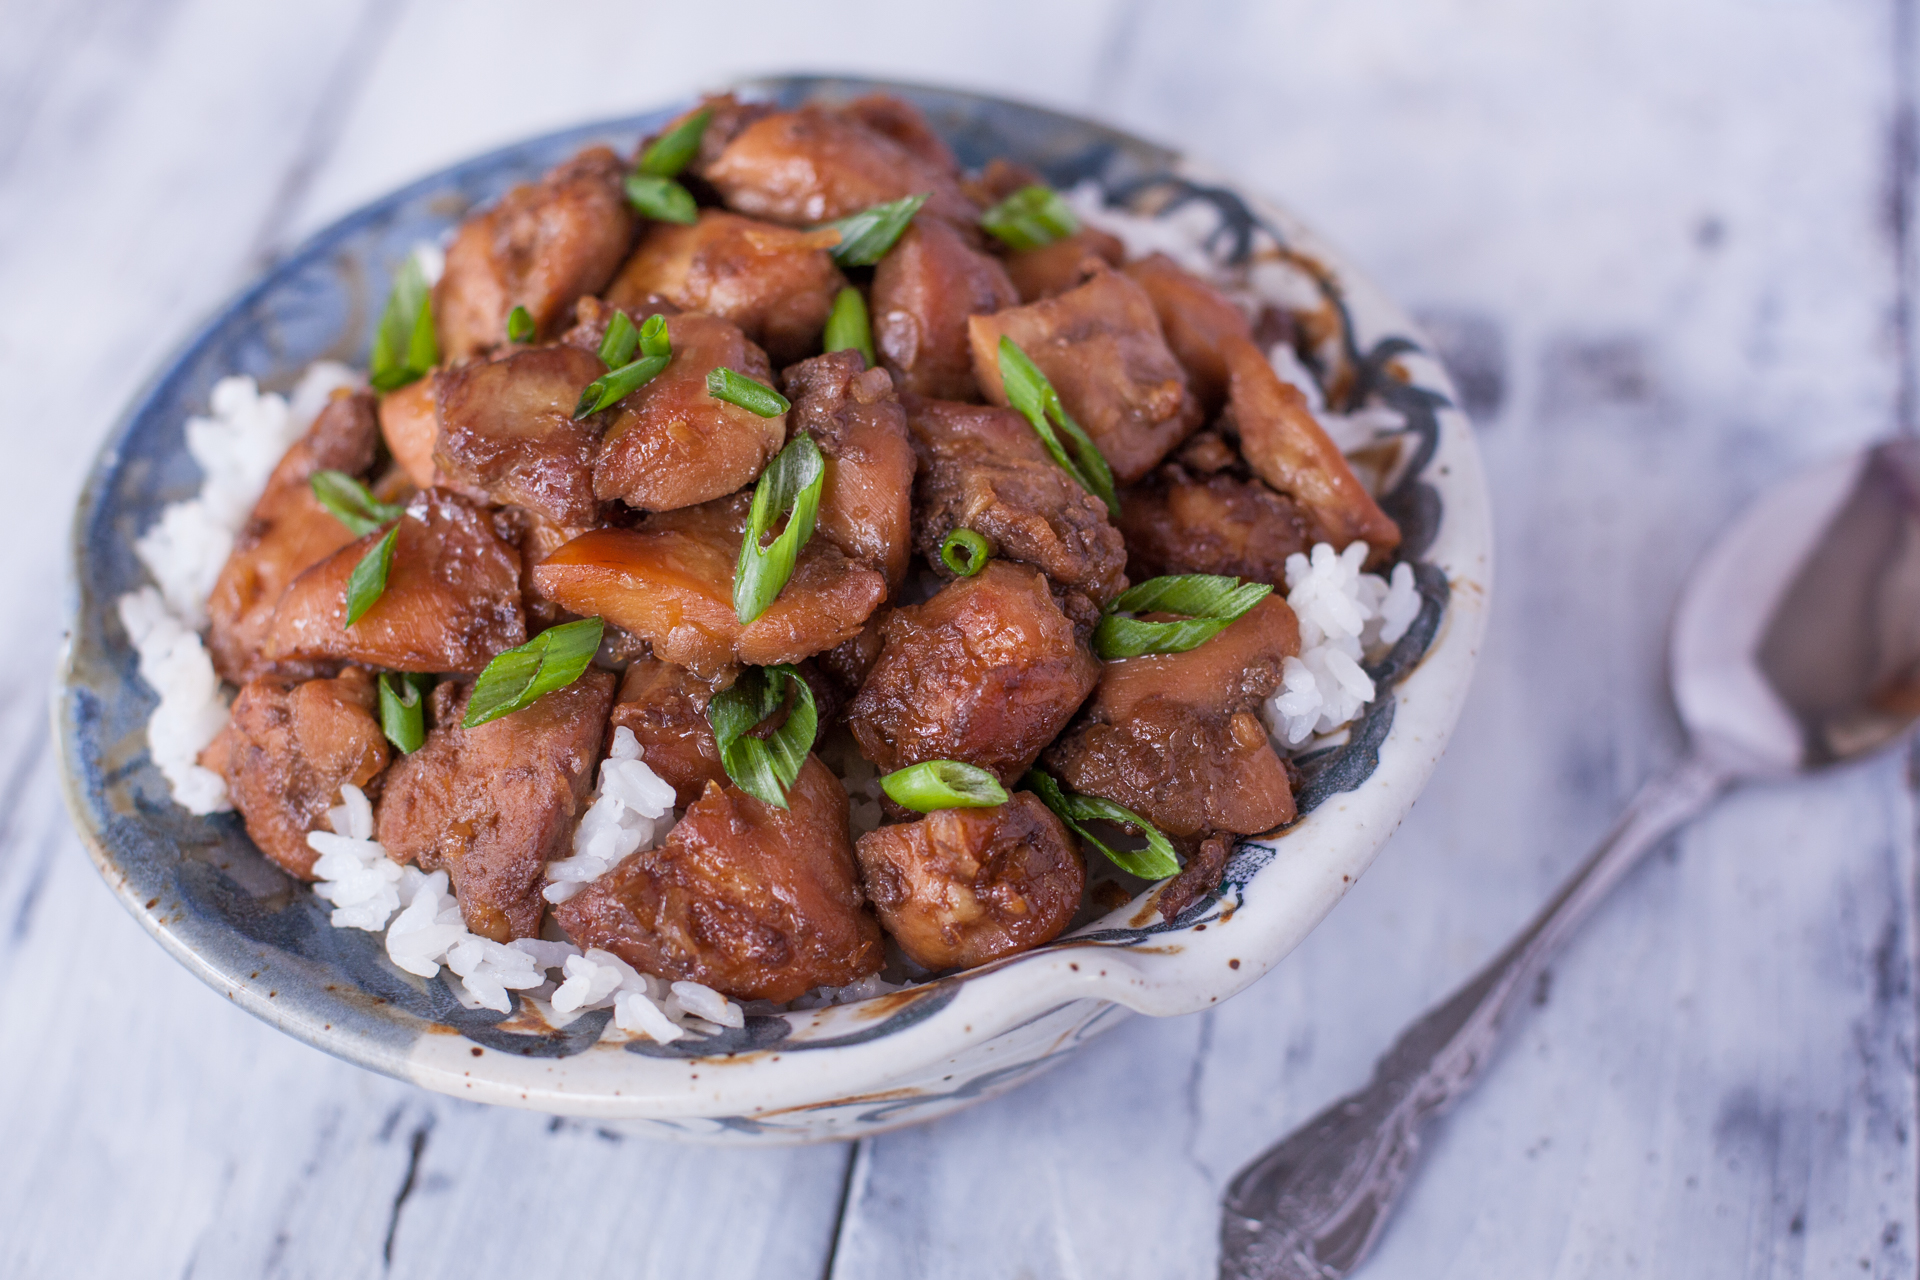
[1218,752,1732,1280]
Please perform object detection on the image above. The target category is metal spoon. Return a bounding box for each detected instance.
[1218,439,1920,1280]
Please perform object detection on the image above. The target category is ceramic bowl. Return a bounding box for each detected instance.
[56,76,1492,1144]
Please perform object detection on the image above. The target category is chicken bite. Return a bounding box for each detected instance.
[968,265,1203,485]
[206,391,381,684]
[552,756,884,1002]
[592,313,788,512]
[264,489,526,674]
[433,344,609,527]
[1218,336,1401,563]
[871,217,1019,400]
[700,101,977,228]
[1115,463,1314,587]
[1042,596,1302,840]
[1003,227,1126,303]
[847,561,1100,785]
[609,657,732,808]
[781,351,916,587]
[376,671,615,942]
[1123,252,1254,414]
[906,395,1127,606]
[531,493,887,678]
[199,667,391,879]
[855,792,1084,970]
[435,146,636,362]
[606,210,846,366]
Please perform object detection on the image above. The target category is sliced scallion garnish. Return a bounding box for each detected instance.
[625,172,698,224]
[939,528,990,578]
[637,109,712,178]
[733,435,825,624]
[1024,769,1181,880]
[881,760,1009,812]
[344,524,399,628]
[823,286,876,368]
[637,311,670,359]
[1092,575,1273,660]
[378,672,432,753]
[369,252,439,392]
[310,470,404,537]
[462,617,605,729]
[707,368,791,417]
[598,309,638,368]
[980,184,1080,251]
[573,320,671,421]
[820,193,928,266]
[506,305,535,343]
[997,337,1119,516]
[706,663,818,809]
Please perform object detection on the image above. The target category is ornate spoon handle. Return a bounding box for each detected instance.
[1218,753,1731,1280]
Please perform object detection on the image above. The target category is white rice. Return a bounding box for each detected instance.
[543,726,677,903]
[118,206,1422,1032]
[1263,543,1421,747]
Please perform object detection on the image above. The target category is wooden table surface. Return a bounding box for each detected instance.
[6,1,1917,1275]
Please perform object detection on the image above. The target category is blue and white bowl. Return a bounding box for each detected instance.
[57,76,1492,1144]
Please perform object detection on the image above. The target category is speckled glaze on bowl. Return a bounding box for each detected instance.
[56,76,1491,1144]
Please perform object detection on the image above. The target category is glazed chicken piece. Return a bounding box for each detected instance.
[968,265,1203,484]
[1218,335,1401,562]
[198,667,390,879]
[781,351,916,586]
[378,378,445,492]
[552,755,884,1002]
[1042,596,1302,840]
[434,146,636,362]
[906,396,1127,606]
[855,792,1084,970]
[605,210,846,365]
[815,605,891,707]
[842,93,963,172]
[531,493,887,678]
[609,657,732,808]
[847,561,1100,785]
[377,672,614,942]
[1116,463,1313,586]
[1124,252,1255,414]
[592,313,788,512]
[699,101,977,229]
[206,392,380,683]
[656,93,776,176]
[264,488,525,674]
[432,344,609,527]
[870,216,1019,400]
[1003,227,1126,304]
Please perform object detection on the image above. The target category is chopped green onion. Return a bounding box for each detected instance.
[823,287,876,368]
[598,309,638,368]
[378,672,431,753]
[1024,769,1182,880]
[881,760,1009,812]
[939,528,991,578]
[506,305,535,343]
[573,353,669,419]
[310,470,404,537]
[344,525,399,628]
[369,252,439,392]
[820,193,928,266]
[462,617,605,729]
[637,311,670,359]
[733,435,825,624]
[997,337,1119,516]
[707,368,791,417]
[980,184,1080,251]
[1093,575,1274,660]
[638,109,712,178]
[625,172,698,224]
[706,663,818,809]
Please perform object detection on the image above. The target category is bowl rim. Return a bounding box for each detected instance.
[55,74,1493,1122]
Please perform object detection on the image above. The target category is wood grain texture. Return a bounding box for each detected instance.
[5,0,1917,1276]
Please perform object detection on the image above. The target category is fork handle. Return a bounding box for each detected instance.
[1218,752,1732,1280]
